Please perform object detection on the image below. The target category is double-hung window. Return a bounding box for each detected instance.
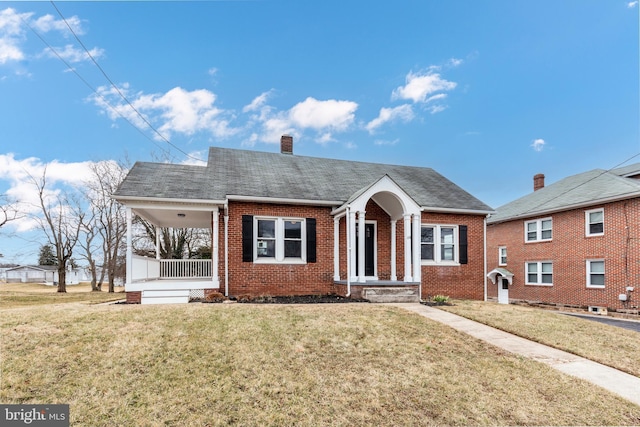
[526,261,553,285]
[255,217,305,263]
[498,246,507,266]
[421,225,458,264]
[525,218,552,242]
[586,260,605,288]
[585,209,604,236]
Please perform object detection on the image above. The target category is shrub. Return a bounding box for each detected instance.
[432,295,450,304]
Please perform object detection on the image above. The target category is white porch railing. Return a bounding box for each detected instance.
[132,255,161,282]
[160,259,212,279]
[131,256,211,282]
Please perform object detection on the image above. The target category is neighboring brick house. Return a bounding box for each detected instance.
[486,164,640,312]
[114,136,493,304]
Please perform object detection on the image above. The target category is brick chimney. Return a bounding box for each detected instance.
[533,173,545,191]
[280,135,293,154]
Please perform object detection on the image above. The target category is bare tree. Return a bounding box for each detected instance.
[31,169,84,293]
[82,160,128,293]
[0,194,20,229]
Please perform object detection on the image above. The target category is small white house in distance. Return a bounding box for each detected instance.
[4,265,93,285]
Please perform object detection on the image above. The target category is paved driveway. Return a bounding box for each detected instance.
[563,313,640,333]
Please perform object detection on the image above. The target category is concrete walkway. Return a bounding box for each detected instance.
[390,303,640,407]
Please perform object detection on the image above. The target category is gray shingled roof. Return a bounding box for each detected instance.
[115,147,493,212]
[488,164,640,224]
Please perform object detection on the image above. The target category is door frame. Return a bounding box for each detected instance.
[356,220,378,280]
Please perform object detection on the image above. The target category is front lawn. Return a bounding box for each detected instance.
[440,300,640,377]
[1,303,638,426]
[0,282,124,308]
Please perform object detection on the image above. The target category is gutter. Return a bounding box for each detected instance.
[224,202,229,297]
[484,214,488,302]
[227,194,341,206]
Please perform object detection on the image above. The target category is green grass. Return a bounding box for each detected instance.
[0,282,124,308]
[1,303,639,426]
[440,300,640,377]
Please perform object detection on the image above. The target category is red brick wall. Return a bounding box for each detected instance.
[126,291,141,304]
[420,212,486,300]
[487,199,640,310]
[225,202,336,297]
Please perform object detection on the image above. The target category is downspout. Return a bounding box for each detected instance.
[224,202,229,297]
[483,214,488,302]
[346,207,352,297]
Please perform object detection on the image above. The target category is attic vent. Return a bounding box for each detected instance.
[281,135,293,154]
[588,306,607,315]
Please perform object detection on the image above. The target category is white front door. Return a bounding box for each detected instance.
[497,277,509,304]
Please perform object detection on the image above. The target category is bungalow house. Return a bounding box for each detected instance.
[114,136,493,304]
[5,265,58,284]
[4,265,93,285]
[486,164,640,312]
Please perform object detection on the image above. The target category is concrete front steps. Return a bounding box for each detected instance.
[141,289,190,304]
[362,286,419,303]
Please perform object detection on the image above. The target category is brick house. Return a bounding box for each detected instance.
[114,136,493,304]
[486,164,640,312]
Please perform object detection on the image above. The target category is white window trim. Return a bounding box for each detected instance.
[525,261,553,286]
[421,224,459,266]
[524,217,553,243]
[585,208,604,237]
[586,259,605,288]
[254,216,306,264]
[498,246,507,266]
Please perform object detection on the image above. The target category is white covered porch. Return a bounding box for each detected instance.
[122,199,225,304]
[331,175,423,299]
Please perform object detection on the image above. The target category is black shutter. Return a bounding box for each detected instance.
[242,215,253,262]
[306,218,317,263]
[459,225,468,265]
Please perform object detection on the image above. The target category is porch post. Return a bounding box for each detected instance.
[333,217,340,281]
[403,214,413,282]
[357,211,366,283]
[155,227,161,260]
[412,214,421,283]
[126,207,132,286]
[390,219,397,281]
[212,207,220,287]
[349,210,357,282]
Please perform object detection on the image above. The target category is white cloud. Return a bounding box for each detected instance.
[246,96,358,144]
[0,7,97,68]
[43,44,104,63]
[243,90,273,113]
[289,97,358,131]
[531,138,545,152]
[392,70,457,103]
[366,104,414,133]
[628,1,638,8]
[447,57,464,67]
[374,139,399,146]
[89,84,239,141]
[0,153,94,232]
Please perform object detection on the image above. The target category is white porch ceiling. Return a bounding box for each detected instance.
[133,207,214,229]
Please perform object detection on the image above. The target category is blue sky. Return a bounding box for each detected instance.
[0,1,638,264]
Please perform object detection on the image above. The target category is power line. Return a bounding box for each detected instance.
[48,2,206,164]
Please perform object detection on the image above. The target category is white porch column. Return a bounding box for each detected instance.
[212,207,220,287]
[155,227,161,260]
[349,210,357,282]
[390,219,397,281]
[357,211,366,283]
[403,214,413,282]
[126,207,132,287]
[333,217,340,281]
[412,214,421,283]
